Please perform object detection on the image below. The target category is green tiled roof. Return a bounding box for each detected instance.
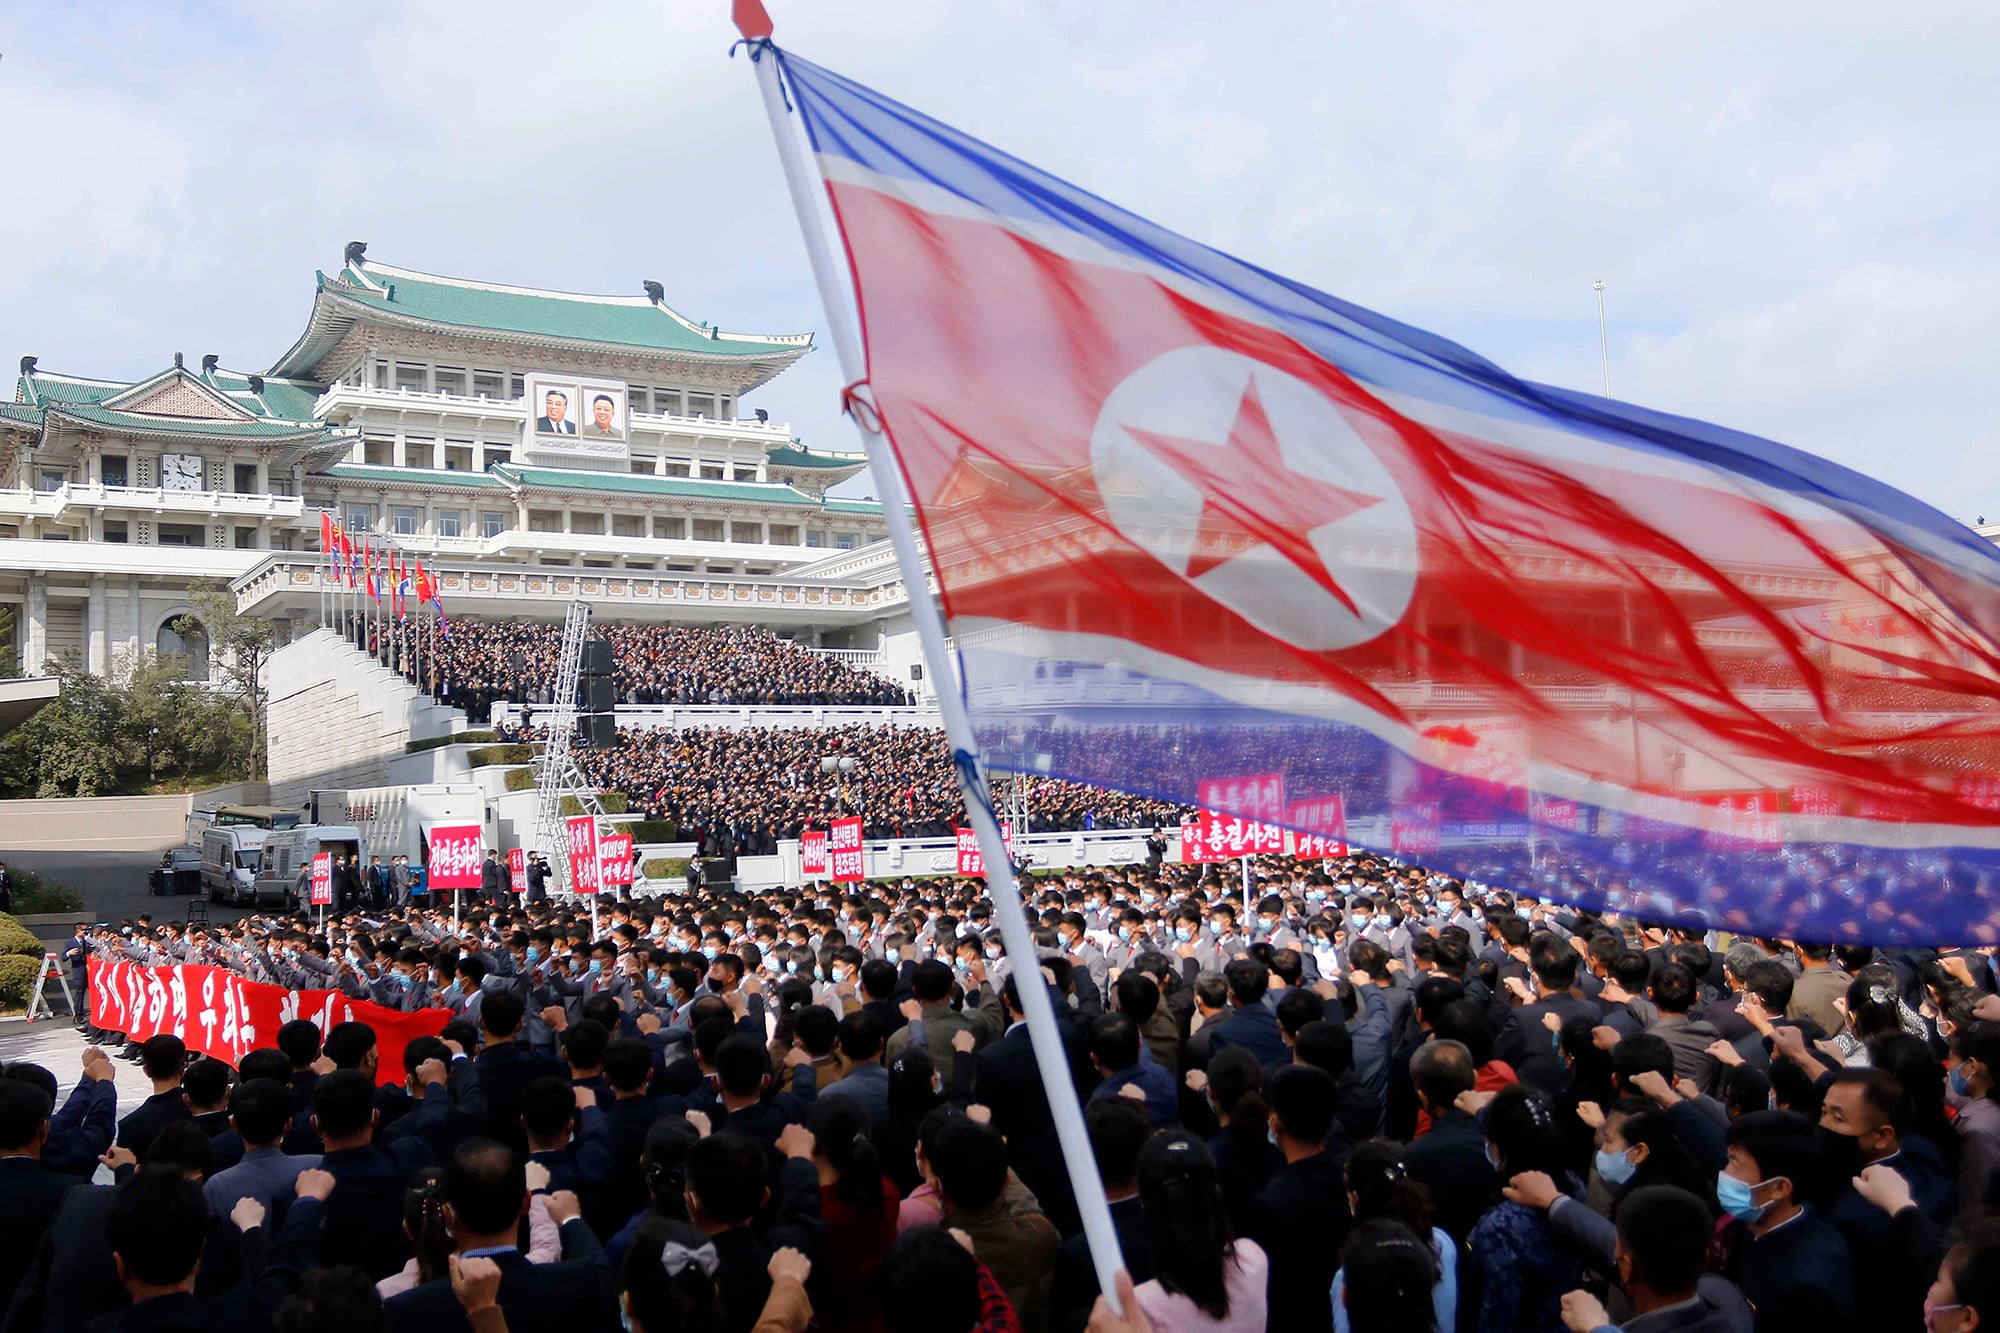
[20,373,124,406]
[329,262,811,358]
[493,462,826,506]
[0,402,43,425]
[323,463,508,490]
[820,497,886,515]
[206,370,322,422]
[766,442,867,471]
[47,403,339,439]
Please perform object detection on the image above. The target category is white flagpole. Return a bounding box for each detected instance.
[742,33,1127,1303]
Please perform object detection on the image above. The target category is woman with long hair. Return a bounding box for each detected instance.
[376,1167,562,1298]
[805,1100,900,1333]
[1332,1140,1456,1333]
[1466,1086,1583,1333]
[884,1046,944,1202]
[621,1215,816,1333]
[1196,1046,1282,1232]
[1133,1132,1267,1332]
[1594,1101,1717,1216]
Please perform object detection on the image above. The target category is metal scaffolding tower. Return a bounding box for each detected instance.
[531,601,606,895]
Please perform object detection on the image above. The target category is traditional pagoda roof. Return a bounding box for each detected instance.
[486,462,882,513]
[765,441,867,471]
[7,358,354,459]
[322,463,509,491]
[269,247,814,387]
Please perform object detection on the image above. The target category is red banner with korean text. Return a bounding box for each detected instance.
[829,816,866,883]
[427,825,484,891]
[1392,802,1442,855]
[1182,807,1284,863]
[598,833,634,887]
[309,853,332,906]
[87,957,444,1088]
[1286,796,1348,859]
[800,828,829,877]
[508,848,528,894]
[954,821,1014,876]
[565,815,601,895]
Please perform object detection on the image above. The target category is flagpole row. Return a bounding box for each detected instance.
[744,37,1128,1307]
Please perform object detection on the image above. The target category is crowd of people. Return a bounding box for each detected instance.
[508,722,1190,851]
[10,845,2000,1333]
[351,618,918,722]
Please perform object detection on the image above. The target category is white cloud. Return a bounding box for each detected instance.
[1768,135,1896,211]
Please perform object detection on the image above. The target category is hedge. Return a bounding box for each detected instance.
[0,954,38,1011]
[0,912,43,959]
[559,793,629,816]
[7,871,83,915]
[467,744,535,768]
[628,820,681,844]
[642,858,690,882]
[503,768,537,793]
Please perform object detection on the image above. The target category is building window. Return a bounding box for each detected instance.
[663,461,690,478]
[700,465,726,481]
[375,361,393,389]
[653,388,682,415]
[730,522,762,544]
[481,511,507,538]
[364,439,393,465]
[654,516,686,540]
[434,367,467,396]
[769,524,800,546]
[444,444,473,472]
[38,468,66,492]
[157,620,209,679]
[484,447,511,471]
[346,505,374,533]
[103,521,129,543]
[691,518,725,543]
[806,529,827,548]
[392,363,426,392]
[730,468,759,482]
[234,526,256,549]
[233,463,257,494]
[405,439,436,468]
[628,458,655,475]
[528,510,562,533]
[392,506,420,535]
[571,512,605,535]
[835,532,857,550]
[472,370,504,399]
[158,522,204,547]
[687,393,716,418]
[101,456,129,488]
[612,514,645,538]
[437,510,464,538]
[508,374,525,399]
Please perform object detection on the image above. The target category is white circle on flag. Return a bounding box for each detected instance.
[1088,346,1420,652]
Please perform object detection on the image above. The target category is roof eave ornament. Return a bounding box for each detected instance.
[19,355,35,378]
[201,354,220,375]
[345,240,368,268]
[249,374,266,395]
[643,280,665,303]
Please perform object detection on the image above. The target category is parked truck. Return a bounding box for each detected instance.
[306,783,488,872]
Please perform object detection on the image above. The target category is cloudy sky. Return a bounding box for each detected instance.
[1,2,1993,516]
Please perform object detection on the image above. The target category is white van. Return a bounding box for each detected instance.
[201,826,269,904]
[251,825,365,910]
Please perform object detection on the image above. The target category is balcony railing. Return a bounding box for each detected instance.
[314,383,793,441]
[0,483,306,522]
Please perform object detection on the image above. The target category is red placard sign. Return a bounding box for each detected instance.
[954,821,1014,876]
[427,825,484,891]
[309,852,333,906]
[1197,773,1286,823]
[1286,795,1348,859]
[565,814,601,895]
[1183,808,1284,862]
[800,827,829,877]
[829,816,866,883]
[598,833,634,887]
[508,847,528,893]
[1391,801,1442,855]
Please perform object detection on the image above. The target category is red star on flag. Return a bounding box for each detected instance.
[1123,376,1384,616]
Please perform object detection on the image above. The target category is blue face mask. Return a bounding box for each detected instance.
[587,959,603,975]
[1174,926,1193,943]
[526,947,541,964]
[1258,918,1278,934]
[645,967,660,984]
[701,946,718,961]
[1715,1171,1776,1223]
[1117,927,1132,942]
[1951,1063,1974,1097]
[885,948,901,963]
[1595,1147,1637,1187]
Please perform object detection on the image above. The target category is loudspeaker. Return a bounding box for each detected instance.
[584,677,615,713]
[582,639,614,675]
[580,713,618,749]
[910,663,923,680]
[702,860,734,886]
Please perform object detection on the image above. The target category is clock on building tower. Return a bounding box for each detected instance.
[160,453,204,491]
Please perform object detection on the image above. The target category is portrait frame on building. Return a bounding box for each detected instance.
[522,372,629,463]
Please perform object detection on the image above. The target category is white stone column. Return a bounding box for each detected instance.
[124,576,144,663]
[23,576,47,675]
[87,575,107,675]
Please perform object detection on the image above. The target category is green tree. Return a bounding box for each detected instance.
[177,580,276,779]
[0,656,125,796]
[0,605,16,678]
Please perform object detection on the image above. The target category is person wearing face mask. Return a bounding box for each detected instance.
[1819,1068,1957,1331]
[1706,1110,1855,1333]
[1060,912,1110,997]
[1543,1185,1753,1333]
[1947,1022,2000,1209]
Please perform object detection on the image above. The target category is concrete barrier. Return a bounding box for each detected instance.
[0,794,196,851]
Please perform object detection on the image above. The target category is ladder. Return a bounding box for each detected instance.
[530,601,607,895]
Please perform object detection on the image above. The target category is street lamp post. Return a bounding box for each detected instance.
[1593,279,1611,399]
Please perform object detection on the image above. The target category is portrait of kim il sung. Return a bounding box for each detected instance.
[533,382,581,436]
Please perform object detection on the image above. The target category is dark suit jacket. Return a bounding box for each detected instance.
[0,1158,86,1311]
[1403,1107,1499,1245]
[1050,1195,1151,1333]
[116,1089,193,1158]
[80,1197,327,1333]
[475,1041,565,1150]
[535,417,577,435]
[316,1145,422,1280]
[1244,1152,1352,1333]
[1494,992,1603,1092]
[384,1222,614,1333]
[1202,1004,1290,1071]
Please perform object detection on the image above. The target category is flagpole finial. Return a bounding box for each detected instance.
[732,0,774,40]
